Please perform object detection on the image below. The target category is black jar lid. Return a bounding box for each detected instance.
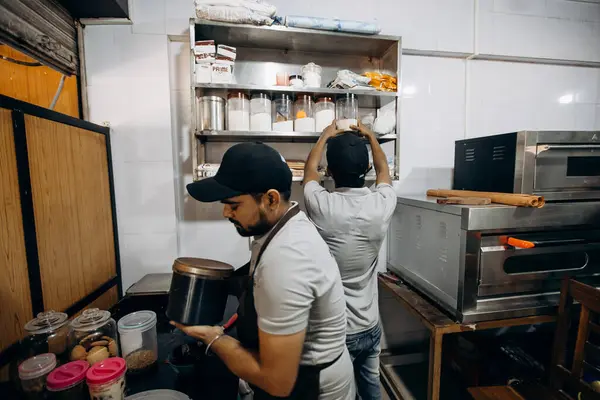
[173,257,233,278]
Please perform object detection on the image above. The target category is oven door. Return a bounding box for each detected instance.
[534,144,600,191]
[477,231,600,297]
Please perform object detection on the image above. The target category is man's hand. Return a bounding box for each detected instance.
[322,120,344,139]
[170,321,223,344]
[350,120,375,139]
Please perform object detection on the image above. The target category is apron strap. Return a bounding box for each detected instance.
[253,205,300,274]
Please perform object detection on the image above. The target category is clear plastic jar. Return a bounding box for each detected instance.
[294,94,315,132]
[336,94,359,131]
[250,92,272,132]
[314,96,335,132]
[19,353,57,400]
[47,360,90,400]
[86,357,126,400]
[118,311,158,374]
[272,94,294,132]
[24,311,70,363]
[227,91,250,131]
[69,308,119,366]
[301,63,322,88]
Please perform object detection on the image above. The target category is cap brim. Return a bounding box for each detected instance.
[186,178,243,202]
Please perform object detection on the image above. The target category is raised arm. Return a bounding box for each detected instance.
[351,121,392,185]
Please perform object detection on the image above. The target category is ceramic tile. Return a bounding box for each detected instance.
[168,40,192,91]
[131,0,166,34]
[581,2,600,23]
[546,0,582,20]
[166,0,196,35]
[84,25,124,86]
[113,31,170,78]
[493,0,546,16]
[574,104,597,130]
[595,105,600,130]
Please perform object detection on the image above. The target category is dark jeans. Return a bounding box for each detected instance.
[346,324,382,400]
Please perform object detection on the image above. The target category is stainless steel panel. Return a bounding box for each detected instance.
[126,273,172,295]
[537,131,600,144]
[534,144,600,190]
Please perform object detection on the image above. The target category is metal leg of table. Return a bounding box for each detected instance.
[427,331,443,400]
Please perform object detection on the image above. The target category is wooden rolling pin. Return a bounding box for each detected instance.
[427,189,545,208]
[436,197,491,205]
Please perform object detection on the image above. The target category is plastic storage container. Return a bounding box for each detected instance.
[118,311,158,374]
[69,308,119,366]
[336,94,359,131]
[294,94,315,132]
[289,75,303,88]
[272,94,294,132]
[47,360,90,400]
[314,96,335,132]
[227,92,250,131]
[24,311,70,361]
[301,63,322,87]
[196,95,225,131]
[86,357,127,400]
[19,353,57,400]
[250,92,272,131]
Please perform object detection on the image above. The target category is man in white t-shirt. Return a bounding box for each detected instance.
[303,121,397,400]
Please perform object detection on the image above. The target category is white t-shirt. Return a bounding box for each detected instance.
[303,181,397,334]
[251,205,355,400]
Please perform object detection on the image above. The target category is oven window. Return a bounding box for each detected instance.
[567,156,600,177]
[504,251,589,274]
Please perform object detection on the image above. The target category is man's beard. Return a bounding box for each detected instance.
[229,211,273,237]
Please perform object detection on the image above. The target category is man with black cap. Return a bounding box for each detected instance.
[303,121,397,400]
[171,142,355,400]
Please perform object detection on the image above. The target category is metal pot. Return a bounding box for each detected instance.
[196,96,225,131]
[166,258,233,325]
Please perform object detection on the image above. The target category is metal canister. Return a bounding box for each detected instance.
[196,96,225,131]
[166,258,233,325]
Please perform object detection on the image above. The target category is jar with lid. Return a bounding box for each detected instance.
[314,96,335,132]
[68,308,119,366]
[118,311,158,374]
[336,94,359,131]
[301,63,322,88]
[23,311,70,362]
[86,357,127,400]
[19,353,57,400]
[47,360,90,400]
[227,91,250,131]
[294,94,315,132]
[250,92,272,132]
[196,95,225,131]
[272,94,294,132]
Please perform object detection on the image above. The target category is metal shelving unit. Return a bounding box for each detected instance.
[190,19,402,181]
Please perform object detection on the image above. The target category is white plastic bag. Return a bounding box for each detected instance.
[196,4,274,25]
[195,0,276,17]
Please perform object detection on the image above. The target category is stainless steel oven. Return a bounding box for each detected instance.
[454,131,600,201]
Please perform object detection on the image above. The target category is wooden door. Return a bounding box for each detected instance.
[0,109,33,352]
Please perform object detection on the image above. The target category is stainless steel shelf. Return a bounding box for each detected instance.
[194,19,400,57]
[193,83,398,98]
[195,130,398,143]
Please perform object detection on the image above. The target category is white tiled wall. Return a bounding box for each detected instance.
[84,0,600,298]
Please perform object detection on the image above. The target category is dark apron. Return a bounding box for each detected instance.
[236,206,342,400]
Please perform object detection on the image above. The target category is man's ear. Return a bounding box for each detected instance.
[265,189,282,209]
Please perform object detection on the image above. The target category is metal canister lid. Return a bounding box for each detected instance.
[24,311,69,335]
[198,95,225,103]
[70,308,112,332]
[172,257,233,279]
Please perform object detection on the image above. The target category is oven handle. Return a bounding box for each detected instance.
[539,144,600,152]
[500,235,589,249]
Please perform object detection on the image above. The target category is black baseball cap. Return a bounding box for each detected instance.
[187,142,292,202]
[326,132,369,177]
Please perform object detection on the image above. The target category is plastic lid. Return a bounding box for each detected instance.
[47,361,89,390]
[316,96,333,103]
[289,75,303,80]
[19,353,57,380]
[71,308,112,331]
[250,92,271,100]
[172,257,233,278]
[126,389,191,399]
[227,91,248,100]
[24,311,69,334]
[86,357,127,385]
[118,310,157,333]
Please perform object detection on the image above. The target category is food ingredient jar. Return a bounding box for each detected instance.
[47,360,90,400]
[250,92,272,131]
[227,91,250,131]
[336,94,359,131]
[118,311,158,373]
[19,352,57,399]
[301,63,322,87]
[86,357,126,400]
[314,96,335,132]
[24,311,70,361]
[294,94,315,132]
[289,75,303,88]
[166,258,234,326]
[272,94,294,132]
[69,308,119,366]
[196,95,225,131]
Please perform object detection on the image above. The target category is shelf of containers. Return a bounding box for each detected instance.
[190,19,402,181]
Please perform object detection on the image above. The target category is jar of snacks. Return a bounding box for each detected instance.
[294,94,315,132]
[23,311,70,361]
[47,360,90,400]
[86,357,126,400]
[118,311,158,374]
[69,308,119,366]
[19,353,57,400]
